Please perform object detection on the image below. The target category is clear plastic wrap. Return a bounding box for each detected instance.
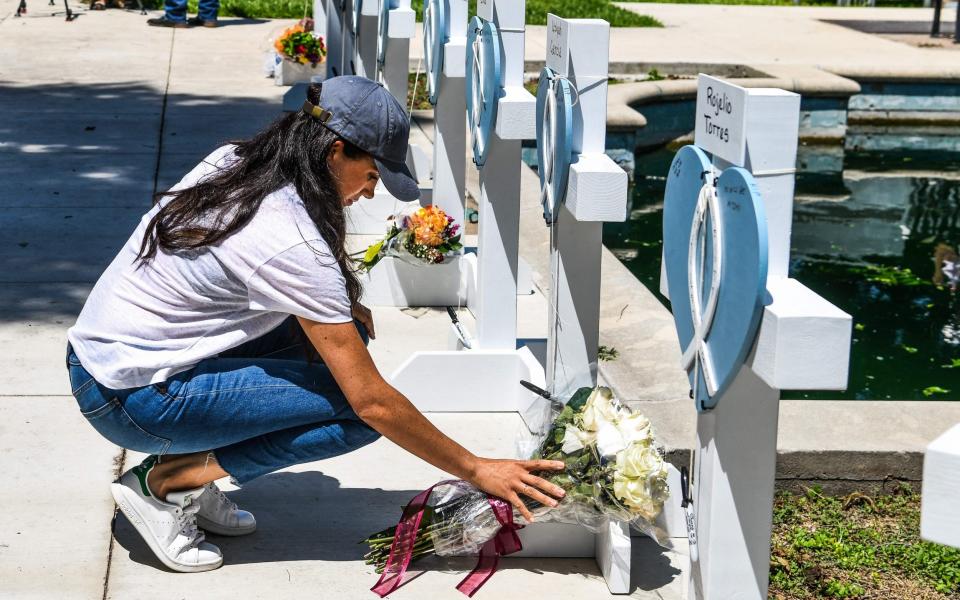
[359,206,463,271]
[516,385,673,546]
[363,386,673,575]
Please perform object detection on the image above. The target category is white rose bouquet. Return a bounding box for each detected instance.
[363,386,671,594]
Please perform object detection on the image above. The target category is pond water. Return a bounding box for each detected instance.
[602,142,960,401]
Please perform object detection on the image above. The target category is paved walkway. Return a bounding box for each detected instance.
[410,5,958,79]
[0,3,684,599]
[611,4,957,78]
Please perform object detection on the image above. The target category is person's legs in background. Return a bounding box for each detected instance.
[189,0,219,27]
[146,0,188,27]
[163,0,186,21]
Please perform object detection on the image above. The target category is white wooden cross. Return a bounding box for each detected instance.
[423,0,468,230]
[321,0,344,78]
[662,75,853,599]
[470,0,536,349]
[351,0,379,80]
[389,0,541,394]
[538,15,634,593]
[343,0,420,234]
[378,0,417,108]
[352,0,469,307]
[391,11,652,593]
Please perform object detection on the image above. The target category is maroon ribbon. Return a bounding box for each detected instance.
[455,496,524,597]
[370,484,523,598]
[371,480,454,597]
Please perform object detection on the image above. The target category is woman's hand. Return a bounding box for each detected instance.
[352,302,376,340]
[468,458,567,523]
[298,319,566,523]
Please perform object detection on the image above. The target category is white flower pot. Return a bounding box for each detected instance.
[274,58,320,86]
[360,255,471,307]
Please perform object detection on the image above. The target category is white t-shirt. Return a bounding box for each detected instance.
[67,145,354,390]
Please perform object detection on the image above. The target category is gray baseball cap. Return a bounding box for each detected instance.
[302,76,419,202]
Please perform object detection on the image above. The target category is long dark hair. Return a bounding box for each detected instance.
[137,82,364,306]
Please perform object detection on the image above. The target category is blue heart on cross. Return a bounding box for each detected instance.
[662,145,770,411]
[465,16,501,167]
[422,0,446,105]
[535,66,574,225]
[376,0,400,80]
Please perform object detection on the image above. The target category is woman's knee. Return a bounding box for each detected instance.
[346,420,382,449]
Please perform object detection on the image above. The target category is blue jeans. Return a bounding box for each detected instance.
[164,0,218,23]
[67,316,381,484]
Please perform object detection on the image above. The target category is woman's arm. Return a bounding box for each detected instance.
[297,317,565,522]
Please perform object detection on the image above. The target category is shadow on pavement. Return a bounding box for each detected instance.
[206,17,271,27]
[0,80,284,322]
[631,536,682,592]
[822,19,954,36]
[112,470,423,569]
[111,469,682,594]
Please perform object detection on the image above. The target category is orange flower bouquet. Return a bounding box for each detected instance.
[359,205,463,272]
[274,19,326,67]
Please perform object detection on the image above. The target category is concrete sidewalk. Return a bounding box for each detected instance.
[407,5,958,79]
[0,4,684,599]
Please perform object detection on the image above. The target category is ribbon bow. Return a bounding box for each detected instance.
[455,496,524,597]
[371,485,523,598]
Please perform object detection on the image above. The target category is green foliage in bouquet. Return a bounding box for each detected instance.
[274,21,326,66]
[529,387,669,519]
[358,205,462,272]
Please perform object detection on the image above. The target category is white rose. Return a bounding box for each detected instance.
[613,473,663,520]
[616,443,663,479]
[595,421,628,457]
[617,412,652,445]
[561,425,596,454]
[580,387,618,432]
[613,473,649,510]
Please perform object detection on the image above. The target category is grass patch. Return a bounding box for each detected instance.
[216,0,307,18]
[408,72,432,111]
[141,0,311,18]
[413,0,661,28]
[145,0,662,27]
[769,486,960,599]
[521,76,628,97]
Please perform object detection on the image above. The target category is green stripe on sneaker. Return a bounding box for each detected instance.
[131,455,158,497]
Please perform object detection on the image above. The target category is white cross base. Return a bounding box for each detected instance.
[922,423,960,549]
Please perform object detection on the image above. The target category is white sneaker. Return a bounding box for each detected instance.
[110,456,223,573]
[196,482,257,536]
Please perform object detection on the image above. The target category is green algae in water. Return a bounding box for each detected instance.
[602,145,960,401]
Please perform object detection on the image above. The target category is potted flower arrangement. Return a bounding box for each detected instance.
[273,18,326,86]
[358,205,463,272]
